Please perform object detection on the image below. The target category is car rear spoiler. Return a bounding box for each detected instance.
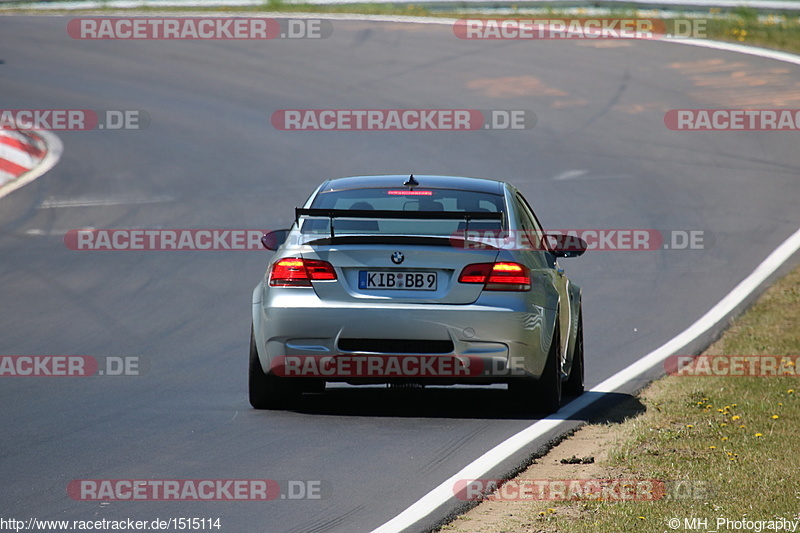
[295,208,504,238]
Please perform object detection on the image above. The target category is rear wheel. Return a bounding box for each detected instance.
[564,310,584,396]
[509,322,562,414]
[249,325,301,410]
[536,328,563,413]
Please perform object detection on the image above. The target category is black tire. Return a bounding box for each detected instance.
[564,311,584,397]
[509,322,562,415]
[248,325,301,410]
[536,327,563,413]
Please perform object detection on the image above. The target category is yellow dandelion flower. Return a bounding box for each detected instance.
[709,446,717,450]
[731,404,737,407]
[638,516,646,520]
[720,423,728,427]
[772,415,779,419]
[705,404,713,409]
[787,389,795,394]
[732,415,741,420]
[721,437,728,441]
[686,424,694,428]
[755,433,763,437]
[717,409,724,413]
[739,425,746,429]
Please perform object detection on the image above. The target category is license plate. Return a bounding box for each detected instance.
[358,271,437,290]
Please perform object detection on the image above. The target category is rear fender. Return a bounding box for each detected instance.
[252,284,270,372]
[564,284,582,374]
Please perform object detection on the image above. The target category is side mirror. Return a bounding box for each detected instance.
[543,233,586,258]
[261,229,290,251]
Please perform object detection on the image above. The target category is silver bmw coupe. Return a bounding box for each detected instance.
[250,175,586,413]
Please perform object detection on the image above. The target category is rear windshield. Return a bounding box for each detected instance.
[302,188,504,236]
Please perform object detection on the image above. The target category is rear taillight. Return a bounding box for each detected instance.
[458,262,531,291]
[269,257,337,287]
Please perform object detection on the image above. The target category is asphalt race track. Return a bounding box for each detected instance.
[1,15,800,532]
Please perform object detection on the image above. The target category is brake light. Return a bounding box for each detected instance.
[269,258,337,287]
[387,190,433,196]
[458,262,531,291]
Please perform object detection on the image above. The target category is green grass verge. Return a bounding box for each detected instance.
[702,7,800,54]
[510,265,800,533]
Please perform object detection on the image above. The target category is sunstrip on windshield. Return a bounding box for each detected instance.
[294,208,504,238]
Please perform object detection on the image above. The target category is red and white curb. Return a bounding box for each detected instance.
[0,130,44,181]
[0,129,63,199]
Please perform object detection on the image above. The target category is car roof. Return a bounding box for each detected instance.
[317,175,506,195]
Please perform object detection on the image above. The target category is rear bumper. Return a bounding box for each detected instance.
[252,284,555,383]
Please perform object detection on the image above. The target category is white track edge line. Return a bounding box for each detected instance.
[0,131,63,200]
[269,14,800,69]
[372,226,800,533]
[30,11,800,68]
[366,23,800,533]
